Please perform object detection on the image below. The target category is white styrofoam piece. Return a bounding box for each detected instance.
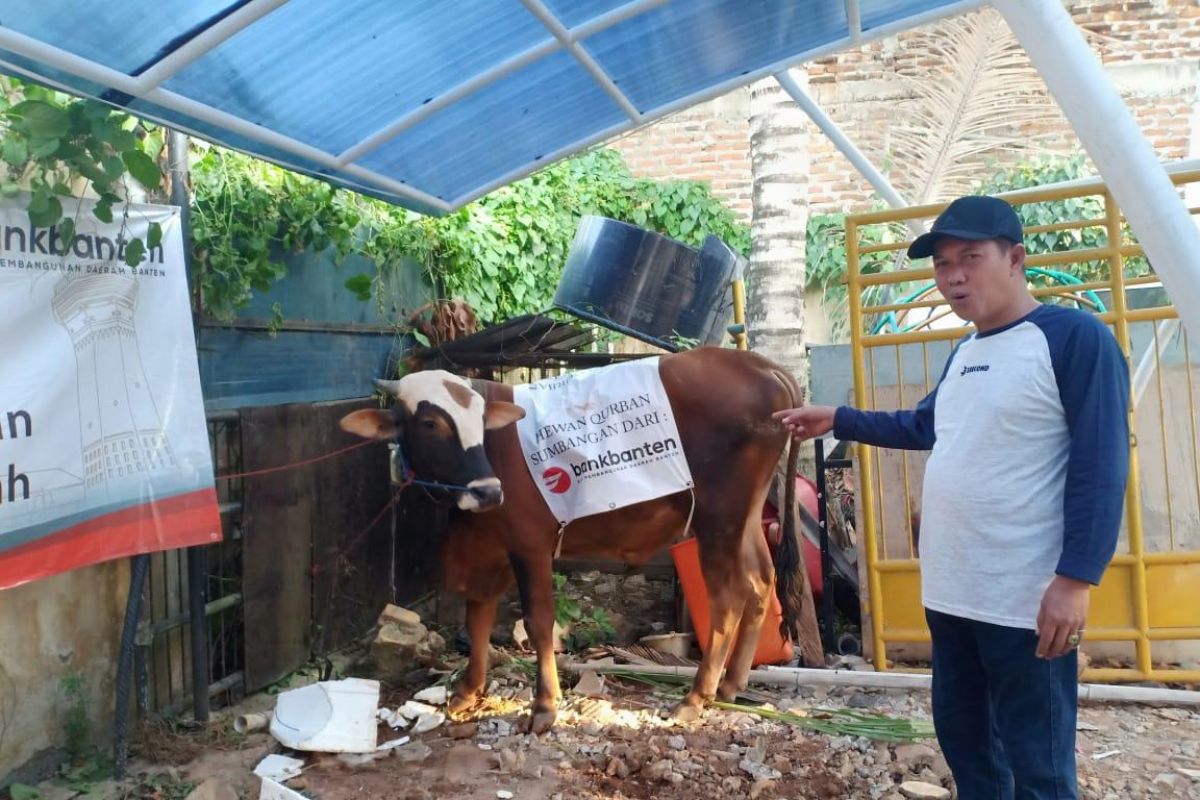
[259,778,308,800]
[253,754,305,782]
[412,712,445,734]
[270,677,380,753]
[414,685,448,705]
[378,736,411,751]
[398,700,437,720]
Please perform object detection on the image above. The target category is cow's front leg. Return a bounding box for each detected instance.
[509,551,560,734]
[449,597,499,716]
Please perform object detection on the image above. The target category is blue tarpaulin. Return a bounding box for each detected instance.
[0,0,979,215]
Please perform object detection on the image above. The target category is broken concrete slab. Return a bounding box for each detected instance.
[899,781,951,800]
[184,779,239,800]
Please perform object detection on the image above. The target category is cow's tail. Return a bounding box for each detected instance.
[771,369,824,667]
[774,429,805,642]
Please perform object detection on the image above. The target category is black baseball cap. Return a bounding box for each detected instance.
[907,195,1024,259]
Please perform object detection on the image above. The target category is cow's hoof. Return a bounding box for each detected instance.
[716,682,744,703]
[448,690,482,716]
[670,698,706,723]
[528,705,558,735]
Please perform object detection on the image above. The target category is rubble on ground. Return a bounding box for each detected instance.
[37,603,1197,800]
[368,605,447,681]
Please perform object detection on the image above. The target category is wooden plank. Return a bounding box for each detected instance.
[309,399,397,654]
[240,403,315,692]
[199,328,401,412]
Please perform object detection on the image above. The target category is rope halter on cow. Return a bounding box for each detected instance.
[387,441,479,496]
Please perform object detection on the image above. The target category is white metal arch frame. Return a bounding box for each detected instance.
[0,0,1197,333]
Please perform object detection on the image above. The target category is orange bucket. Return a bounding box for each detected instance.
[670,537,794,667]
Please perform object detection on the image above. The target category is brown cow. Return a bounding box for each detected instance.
[340,346,820,733]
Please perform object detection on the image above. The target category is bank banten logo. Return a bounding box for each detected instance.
[570,437,678,477]
[541,466,572,494]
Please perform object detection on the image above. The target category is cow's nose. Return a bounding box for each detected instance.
[466,478,503,509]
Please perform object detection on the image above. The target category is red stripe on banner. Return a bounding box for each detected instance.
[0,489,222,591]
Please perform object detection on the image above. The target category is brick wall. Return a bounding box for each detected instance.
[606,0,1200,220]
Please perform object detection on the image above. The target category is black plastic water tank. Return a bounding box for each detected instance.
[552,215,743,351]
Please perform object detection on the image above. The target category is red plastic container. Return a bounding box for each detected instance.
[670,473,825,667]
[670,536,794,667]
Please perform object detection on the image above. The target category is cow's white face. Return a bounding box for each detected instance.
[339,370,525,512]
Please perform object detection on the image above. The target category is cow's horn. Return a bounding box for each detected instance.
[373,378,403,396]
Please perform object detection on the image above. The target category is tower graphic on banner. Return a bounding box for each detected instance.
[52,274,176,501]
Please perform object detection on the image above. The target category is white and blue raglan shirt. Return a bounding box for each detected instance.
[834,304,1131,630]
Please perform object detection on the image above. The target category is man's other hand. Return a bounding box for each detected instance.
[773,405,837,441]
[1036,575,1091,659]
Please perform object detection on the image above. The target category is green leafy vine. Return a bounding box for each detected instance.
[0,77,164,265]
[3,75,748,326]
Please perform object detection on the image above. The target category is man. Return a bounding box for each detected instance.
[776,195,1130,799]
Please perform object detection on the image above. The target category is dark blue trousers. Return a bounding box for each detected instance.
[926,608,1079,800]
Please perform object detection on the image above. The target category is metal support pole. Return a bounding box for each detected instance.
[730,277,748,350]
[995,0,1200,338]
[187,545,210,722]
[114,554,149,780]
[167,129,199,322]
[168,126,211,722]
[774,69,924,237]
[814,438,835,650]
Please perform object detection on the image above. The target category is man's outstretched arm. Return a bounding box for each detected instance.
[774,386,937,451]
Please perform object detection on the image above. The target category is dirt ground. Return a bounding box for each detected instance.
[77,659,1198,800]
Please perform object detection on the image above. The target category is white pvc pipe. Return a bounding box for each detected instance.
[569,662,1200,705]
[1132,318,1181,408]
[451,0,988,208]
[336,0,667,167]
[0,24,450,213]
[520,0,644,122]
[844,0,863,43]
[995,0,1200,340]
[134,0,291,91]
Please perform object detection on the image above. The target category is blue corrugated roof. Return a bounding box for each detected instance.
[0,0,980,215]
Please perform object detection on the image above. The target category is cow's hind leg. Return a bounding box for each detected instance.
[509,550,561,734]
[717,520,775,701]
[449,596,499,716]
[673,524,751,722]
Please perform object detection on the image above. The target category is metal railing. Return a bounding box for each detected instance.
[846,170,1200,683]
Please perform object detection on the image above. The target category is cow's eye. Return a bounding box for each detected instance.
[420,419,438,431]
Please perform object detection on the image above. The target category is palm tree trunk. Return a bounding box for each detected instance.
[747,69,810,386]
[747,69,824,667]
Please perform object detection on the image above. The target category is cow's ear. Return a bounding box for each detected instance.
[484,401,525,430]
[340,409,401,440]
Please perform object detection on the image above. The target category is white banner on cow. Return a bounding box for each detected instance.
[513,357,693,525]
[0,194,220,590]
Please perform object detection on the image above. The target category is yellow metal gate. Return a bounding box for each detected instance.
[846,171,1200,683]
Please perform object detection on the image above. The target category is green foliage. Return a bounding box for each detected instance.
[975,153,1150,281]
[805,208,898,340]
[9,785,40,800]
[551,572,618,651]
[59,672,89,764]
[394,148,747,324]
[806,153,1152,338]
[117,773,196,800]
[188,145,748,324]
[2,73,746,324]
[0,77,163,261]
[60,754,114,794]
[188,147,363,320]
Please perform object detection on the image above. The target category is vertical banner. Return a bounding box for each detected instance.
[0,195,221,590]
